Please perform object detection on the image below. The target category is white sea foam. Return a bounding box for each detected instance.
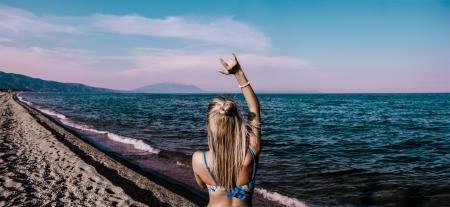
[16,94,160,154]
[49,112,159,154]
[16,93,34,106]
[255,188,308,207]
[106,133,160,154]
[39,108,67,120]
[46,110,160,154]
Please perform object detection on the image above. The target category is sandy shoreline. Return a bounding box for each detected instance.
[0,92,205,207]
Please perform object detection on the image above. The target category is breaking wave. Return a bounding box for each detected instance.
[255,188,308,207]
[16,93,160,154]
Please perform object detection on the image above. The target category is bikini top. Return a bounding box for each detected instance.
[203,147,257,200]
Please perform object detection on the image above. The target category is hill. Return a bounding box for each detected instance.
[0,71,114,93]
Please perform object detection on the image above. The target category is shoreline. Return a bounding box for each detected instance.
[1,91,207,206]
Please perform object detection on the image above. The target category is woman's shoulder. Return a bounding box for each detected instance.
[192,150,203,160]
[192,150,206,168]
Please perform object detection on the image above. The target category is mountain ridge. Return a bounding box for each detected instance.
[0,71,115,93]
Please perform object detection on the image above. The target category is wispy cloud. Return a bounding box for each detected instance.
[0,5,81,35]
[0,5,269,50]
[90,14,269,50]
[0,44,99,84]
[0,37,13,43]
[116,49,311,91]
[120,48,310,75]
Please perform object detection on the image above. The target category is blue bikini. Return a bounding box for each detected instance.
[203,147,257,200]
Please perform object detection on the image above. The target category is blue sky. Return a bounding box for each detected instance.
[0,0,449,92]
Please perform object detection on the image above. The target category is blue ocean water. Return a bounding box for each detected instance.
[19,92,450,206]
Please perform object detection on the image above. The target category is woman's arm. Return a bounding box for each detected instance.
[219,54,261,154]
[192,151,207,189]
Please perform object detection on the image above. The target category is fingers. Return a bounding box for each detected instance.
[218,70,228,75]
[219,58,228,68]
[229,57,235,65]
[220,54,238,69]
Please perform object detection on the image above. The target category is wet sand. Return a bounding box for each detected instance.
[0,92,201,207]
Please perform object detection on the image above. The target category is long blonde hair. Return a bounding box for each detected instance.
[206,96,247,188]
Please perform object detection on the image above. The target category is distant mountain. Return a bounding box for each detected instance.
[132,82,205,93]
[0,71,115,93]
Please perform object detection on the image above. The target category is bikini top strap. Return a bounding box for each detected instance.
[203,151,217,185]
[248,147,257,181]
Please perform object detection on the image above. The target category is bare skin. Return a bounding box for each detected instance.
[192,54,261,207]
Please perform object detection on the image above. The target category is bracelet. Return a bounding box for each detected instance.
[239,81,250,88]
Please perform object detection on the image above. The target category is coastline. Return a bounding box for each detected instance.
[1,91,207,206]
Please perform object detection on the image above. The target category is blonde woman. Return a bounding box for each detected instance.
[192,54,261,207]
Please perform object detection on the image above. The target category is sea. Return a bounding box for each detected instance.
[17,92,450,207]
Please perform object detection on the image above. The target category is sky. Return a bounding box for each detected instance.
[0,0,449,93]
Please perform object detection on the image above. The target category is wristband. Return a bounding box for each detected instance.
[239,81,250,88]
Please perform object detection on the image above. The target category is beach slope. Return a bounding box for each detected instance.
[0,92,198,206]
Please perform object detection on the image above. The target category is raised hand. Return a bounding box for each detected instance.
[218,53,242,75]
[217,53,260,154]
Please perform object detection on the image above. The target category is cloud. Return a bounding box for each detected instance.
[0,5,269,50]
[90,14,269,50]
[114,48,311,91]
[118,49,310,76]
[0,37,13,43]
[0,44,101,84]
[0,5,80,35]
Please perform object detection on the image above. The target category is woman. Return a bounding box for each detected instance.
[192,54,261,207]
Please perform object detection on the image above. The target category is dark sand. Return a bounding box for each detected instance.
[0,92,202,207]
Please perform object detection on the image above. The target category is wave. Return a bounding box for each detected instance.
[106,133,160,154]
[39,108,67,120]
[16,93,34,106]
[16,93,160,154]
[255,188,308,207]
[176,161,185,167]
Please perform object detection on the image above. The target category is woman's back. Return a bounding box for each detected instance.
[192,147,258,207]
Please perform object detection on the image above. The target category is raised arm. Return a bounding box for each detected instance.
[219,54,261,154]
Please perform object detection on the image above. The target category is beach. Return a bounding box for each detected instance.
[0,91,200,207]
